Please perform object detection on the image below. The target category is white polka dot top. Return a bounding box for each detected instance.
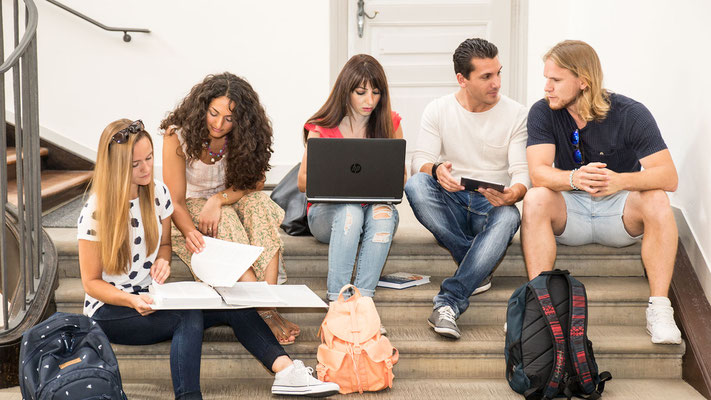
[77,180,174,317]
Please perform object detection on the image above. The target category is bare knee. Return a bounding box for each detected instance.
[373,204,394,220]
[638,190,673,222]
[523,187,558,219]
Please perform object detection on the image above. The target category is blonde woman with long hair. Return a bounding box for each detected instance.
[79,119,339,399]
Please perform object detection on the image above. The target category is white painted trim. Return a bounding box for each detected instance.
[330,0,349,87]
[509,0,528,104]
[674,206,711,306]
[6,112,96,162]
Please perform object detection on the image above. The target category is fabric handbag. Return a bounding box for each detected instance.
[505,269,611,400]
[316,285,398,394]
[19,312,126,400]
[270,163,310,236]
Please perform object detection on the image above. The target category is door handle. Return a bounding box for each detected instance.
[357,0,379,38]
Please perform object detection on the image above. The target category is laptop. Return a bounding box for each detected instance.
[306,138,406,204]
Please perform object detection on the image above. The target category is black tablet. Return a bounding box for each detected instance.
[460,177,505,193]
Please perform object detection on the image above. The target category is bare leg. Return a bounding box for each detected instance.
[622,190,677,297]
[271,355,293,373]
[260,252,300,339]
[521,187,568,280]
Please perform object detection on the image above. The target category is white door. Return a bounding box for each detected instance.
[345,0,519,162]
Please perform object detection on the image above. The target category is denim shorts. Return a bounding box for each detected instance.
[555,190,642,247]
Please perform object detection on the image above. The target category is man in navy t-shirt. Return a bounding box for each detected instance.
[523,40,681,344]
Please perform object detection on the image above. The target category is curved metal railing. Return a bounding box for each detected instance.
[46,0,150,42]
[0,0,58,348]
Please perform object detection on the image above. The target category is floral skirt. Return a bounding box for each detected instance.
[171,191,286,282]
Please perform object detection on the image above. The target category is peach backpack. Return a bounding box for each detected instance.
[316,285,399,394]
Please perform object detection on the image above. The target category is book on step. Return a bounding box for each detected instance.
[149,236,326,309]
[377,272,430,290]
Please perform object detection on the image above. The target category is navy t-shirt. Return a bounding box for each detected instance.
[527,93,667,172]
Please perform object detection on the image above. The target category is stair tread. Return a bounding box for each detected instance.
[6,170,92,201]
[55,276,652,305]
[5,146,49,165]
[0,379,704,399]
[46,225,642,258]
[105,323,683,357]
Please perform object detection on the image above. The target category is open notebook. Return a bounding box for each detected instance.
[149,237,326,309]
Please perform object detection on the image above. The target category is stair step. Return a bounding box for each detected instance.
[5,147,49,164]
[5,147,49,181]
[0,378,705,399]
[83,324,683,381]
[7,170,92,212]
[48,227,644,279]
[54,276,652,326]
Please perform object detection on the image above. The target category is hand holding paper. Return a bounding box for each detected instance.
[190,236,264,287]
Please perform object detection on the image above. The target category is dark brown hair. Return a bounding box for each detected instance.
[160,72,273,190]
[303,54,393,142]
[453,38,499,78]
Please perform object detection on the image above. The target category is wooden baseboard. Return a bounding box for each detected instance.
[670,241,711,399]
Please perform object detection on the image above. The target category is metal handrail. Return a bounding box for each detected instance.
[47,0,150,42]
[1,0,57,348]
[0,0,37,73]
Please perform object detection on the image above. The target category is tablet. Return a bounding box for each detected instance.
[460,177,505,193]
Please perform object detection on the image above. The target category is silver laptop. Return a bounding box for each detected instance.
[306,138,406,204]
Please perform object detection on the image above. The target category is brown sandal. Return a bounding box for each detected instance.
[272,310,301,338]
[259,310,295,345]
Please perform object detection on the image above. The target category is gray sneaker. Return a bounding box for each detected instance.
[427,305,461,339]
[471,274,493,296]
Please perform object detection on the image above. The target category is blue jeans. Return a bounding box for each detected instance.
[308,203,399,301]
[203,309,288,370]
[404,173,520,317]
[92,305,204,400]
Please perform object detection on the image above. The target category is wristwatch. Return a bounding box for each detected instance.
[432,162,443,181]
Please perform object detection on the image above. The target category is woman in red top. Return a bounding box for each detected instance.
[297,54,404,311]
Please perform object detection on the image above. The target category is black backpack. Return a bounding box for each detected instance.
[505,270,612,399]
[19,312,126,400]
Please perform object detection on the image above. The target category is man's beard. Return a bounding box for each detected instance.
[546,93,579,110]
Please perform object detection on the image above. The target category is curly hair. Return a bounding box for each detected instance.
[160,72,273,190]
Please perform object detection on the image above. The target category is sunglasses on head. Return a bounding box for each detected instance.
[570,129,584,165]
[111,120,144,144]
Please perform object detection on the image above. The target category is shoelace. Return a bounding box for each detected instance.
[439,306,456,323]
[293,361,316,383]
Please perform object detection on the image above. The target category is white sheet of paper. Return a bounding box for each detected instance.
[215,282,287,307]
[190,236,263,287]
[149,281,223,309]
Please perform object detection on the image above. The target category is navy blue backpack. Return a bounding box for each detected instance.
[19,312,126,400]
[505,270,611,399]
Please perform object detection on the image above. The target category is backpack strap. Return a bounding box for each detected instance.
[529,276,567,400]
[566,276,597,394]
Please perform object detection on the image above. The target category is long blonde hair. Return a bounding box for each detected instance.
[91,119,158,275]
[544,40,610,122]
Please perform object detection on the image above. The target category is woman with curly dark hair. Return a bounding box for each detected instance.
[296,55,404,327]
[161,72,299,345]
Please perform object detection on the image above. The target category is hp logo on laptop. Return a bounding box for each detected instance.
[350,163,362,173]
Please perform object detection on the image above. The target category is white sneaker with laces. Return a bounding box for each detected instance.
[646,297,682,344]
[272,360,340,397]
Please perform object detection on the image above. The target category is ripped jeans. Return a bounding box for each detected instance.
[308,203,399,301]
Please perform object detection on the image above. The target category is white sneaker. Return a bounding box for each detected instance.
[646,300,682,344]
[272,360,340,397]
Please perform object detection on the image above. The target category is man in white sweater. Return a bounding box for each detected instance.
[405,38,529,339]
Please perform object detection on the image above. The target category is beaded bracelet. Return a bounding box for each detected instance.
[569,168,579,191]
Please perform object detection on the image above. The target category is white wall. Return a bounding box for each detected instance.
[22,0,330,169]
[527,0,711,301]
